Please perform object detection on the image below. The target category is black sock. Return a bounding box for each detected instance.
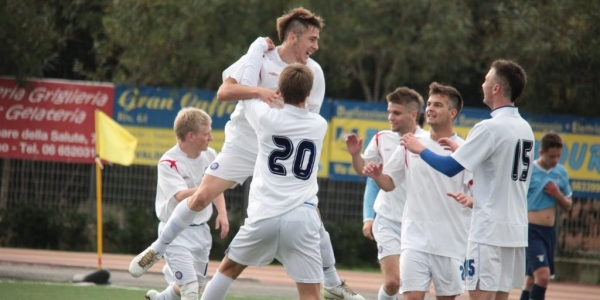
[519,290,530,300]
[530,283,546,300]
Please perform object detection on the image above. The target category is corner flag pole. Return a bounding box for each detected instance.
[95,156,104,270]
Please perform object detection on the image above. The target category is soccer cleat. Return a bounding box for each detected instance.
[323,280,365,300]
[145,289,158,300]
[129,247,162,278]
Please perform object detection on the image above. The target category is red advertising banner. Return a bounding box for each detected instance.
[0,77,114,163]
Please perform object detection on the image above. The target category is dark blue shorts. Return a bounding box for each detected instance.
[526,223,556,276]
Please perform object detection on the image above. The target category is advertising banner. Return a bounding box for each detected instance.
[330,103,600,197]
[0,78,114,163]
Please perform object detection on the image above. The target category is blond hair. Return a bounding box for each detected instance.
[174,107,211,141]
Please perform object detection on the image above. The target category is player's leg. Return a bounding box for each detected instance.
[400,249,430,300]
[430,255,464,300]
[200,255,247,300]
[145,263,180,300]
[277,204,323,300]
[130,150,252,277]
[318,210,364,300]
[202,215,279,299]
[466,242,525,300]
[372,215,402,300]
[527,224,555,300]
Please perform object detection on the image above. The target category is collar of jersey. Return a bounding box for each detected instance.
[490,105,518,117]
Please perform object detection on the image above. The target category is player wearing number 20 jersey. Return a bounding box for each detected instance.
[243,97,327,222]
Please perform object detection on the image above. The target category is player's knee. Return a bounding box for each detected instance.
[188,189,210,211]
[383,278,400,293]
[533,268,551,287]
[179,280,199,300]
[534,275,550,288]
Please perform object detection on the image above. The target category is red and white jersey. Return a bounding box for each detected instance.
[155,145,217,225]
[384,131,472,260]
[244,99,327,222]
[222,38,325,156]
[452,106,534,247]
[362,127,426,222]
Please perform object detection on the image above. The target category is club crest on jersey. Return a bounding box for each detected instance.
[210,162,219,170]
[175,271,183,280]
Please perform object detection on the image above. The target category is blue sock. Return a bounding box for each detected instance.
[530,284,546,300]
[519,290,530,300]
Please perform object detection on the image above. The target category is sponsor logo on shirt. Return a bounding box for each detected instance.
[210,162,219,170]
[268,72,278,76]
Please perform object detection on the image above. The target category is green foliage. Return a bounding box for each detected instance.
[103,203,157,254]
[0,206,91,251]
[323,220,379,269]
[0,0,598,115]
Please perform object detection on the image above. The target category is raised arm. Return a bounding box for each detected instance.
[216,37,279,105]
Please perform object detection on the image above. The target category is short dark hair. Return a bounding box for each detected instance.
[276,7,324,43]
[428,82,463,118]
[278,63,313,104]
[386,87,423,115]
[491,59,527,102]
[541,132,563,151]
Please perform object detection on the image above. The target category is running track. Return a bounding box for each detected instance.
[0,248,598,299]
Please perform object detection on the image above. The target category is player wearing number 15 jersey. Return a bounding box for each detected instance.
[401,60,533,299]
[200,64,327,300]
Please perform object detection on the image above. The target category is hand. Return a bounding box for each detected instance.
[447,191,473,208]
[345,133,363,156]
[401,133,425,154]
[544,181,561,199]
[362,220,374,240]
[264,37,275,50]
[256,87,282,108]
[215,213,230,239]
[438,137,459,152]
[363,161,383,178]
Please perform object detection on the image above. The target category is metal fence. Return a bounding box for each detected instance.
[1,158,599,259]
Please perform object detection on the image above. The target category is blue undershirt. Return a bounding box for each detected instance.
[420,148,465,177]
[363,177,378,220]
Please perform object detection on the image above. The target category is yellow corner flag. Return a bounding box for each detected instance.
[95,109,138,166]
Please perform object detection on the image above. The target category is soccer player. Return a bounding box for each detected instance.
[519,133,572,300]
[345,87,425,300]
[129,7,363,299]
[401,60,533,300]
[364,82,472,300]
[145,108,229,300]
[199,63,326,300]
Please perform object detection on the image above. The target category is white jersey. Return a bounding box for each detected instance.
[362,127,426,222]
[244,99,327,222]
[384,132,472,260]
[155,145,217,224]
[452,107,534,247]
[222,38,326,156]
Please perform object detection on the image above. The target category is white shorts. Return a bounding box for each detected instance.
[372,215,402,260]
[226,204,322,284]
[465,241,525,292]
[159,223,212,286]
[400,249,465,296]
[204,142,256,185]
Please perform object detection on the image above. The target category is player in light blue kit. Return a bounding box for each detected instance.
[519,133,572,300]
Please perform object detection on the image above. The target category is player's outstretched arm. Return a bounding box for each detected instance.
[363,162,395,192]
[216,37,280,106]
[402,133,465,177]
[346,133,366,174]
[438,137,460,152]
[212,193,229,239]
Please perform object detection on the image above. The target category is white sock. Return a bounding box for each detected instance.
[378,285,397,300]
[200,271,233,300]
[157,283,180,300]
[151,199,198,254]
[320,226,342,287]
